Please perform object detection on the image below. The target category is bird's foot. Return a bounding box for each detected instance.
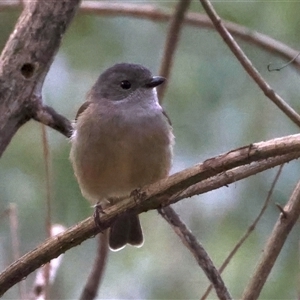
[93,202,106,231]
[130,188,147,204]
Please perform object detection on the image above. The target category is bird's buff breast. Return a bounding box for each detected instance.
[70,107,173,204]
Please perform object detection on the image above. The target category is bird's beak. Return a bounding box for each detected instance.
[145,76,166,88]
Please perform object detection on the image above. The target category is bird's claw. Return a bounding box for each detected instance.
[93,203,106,231]
[130,188,147,204]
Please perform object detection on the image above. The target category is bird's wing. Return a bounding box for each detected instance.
[75,101,91,121]
[162,110,172,126]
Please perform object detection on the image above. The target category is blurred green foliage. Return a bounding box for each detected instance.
[1,1,300,299]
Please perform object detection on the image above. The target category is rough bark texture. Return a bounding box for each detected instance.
[0,0,80,156]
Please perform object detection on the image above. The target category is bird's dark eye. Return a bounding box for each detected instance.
[120,80,131,90]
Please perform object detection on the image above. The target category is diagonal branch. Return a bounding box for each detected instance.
[201,164,284,300]
[79,232,109,300]
[158,0,192,100]
[8,203,25,299]
[2,1,300,72]
[242,179,300,299]
[169,153,294,203]
[198,0,300,128]
[3,1,300,141]
[1,133,300,296]
[159,206,232,300]
[0,0,81,157]
[77,2,300,72]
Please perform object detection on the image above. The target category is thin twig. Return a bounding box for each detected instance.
[201,164,284,300]
[198,0,300,128]
[158,0,191,100]
[242,179,300,299]
[158,206,232,300]
[41,124,52,238]
[80,2,300,72]
[8,204,26,300]
[268,51,300,72]
[80,232,109,300]
[2,1,300,72]
[41,124,52,299]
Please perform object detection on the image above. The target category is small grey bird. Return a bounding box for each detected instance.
[70,63,174,251]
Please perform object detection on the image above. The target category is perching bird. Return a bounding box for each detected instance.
[70,63,174,251]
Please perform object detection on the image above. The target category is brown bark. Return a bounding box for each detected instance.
[0,0,80,157]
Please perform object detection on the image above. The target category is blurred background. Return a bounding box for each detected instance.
[1,0,300,299]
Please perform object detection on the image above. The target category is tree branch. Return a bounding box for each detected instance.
[0,0,81,156]
[157,0,191,100]
[2,1,300,144]
[79,232,109,300]
[198,0,300,128]
[201,164,283,300]
[78,2,300,72]
[32,101,73,138]
[2,1,300,72]
[170,153,296,203]
[1,133,300,296]
[7,203,25,299]
[159,206,232,300]
[242,179,300,299]
[1,1,300,298]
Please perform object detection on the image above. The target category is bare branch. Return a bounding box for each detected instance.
[201,165,284,300]
[2,2,300,72]
[33,102,73,138]
[156,134,300,208]
[242,179,300,299]
[8,204,25,300]
[41,124,52,239]
[268,52,300,72]
[158,0,191,100]
[1,134,300,296]
[159,206,232,300]
[0,1,299,297]
[0,217,99,297]
[1,1,300,151]
[79,2,300,72]
[171,152,294,203]
[198,0,300,128]
[79,232,109,300]
[40,124,52,298]
[0,0,80,156]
